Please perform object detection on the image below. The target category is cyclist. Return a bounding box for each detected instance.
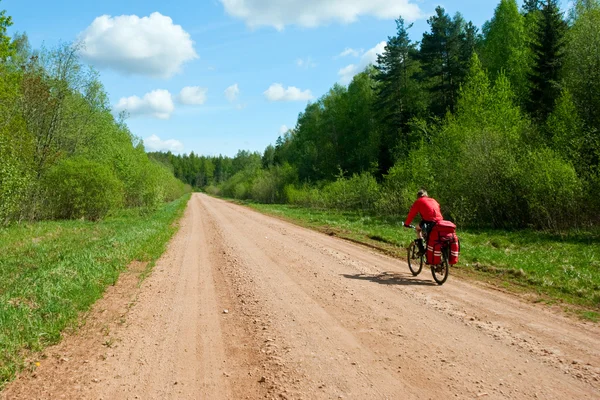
[403,189,443,255]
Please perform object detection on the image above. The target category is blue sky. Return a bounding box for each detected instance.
[3,0,569,156]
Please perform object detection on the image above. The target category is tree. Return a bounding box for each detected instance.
[527,0,568,121]
[0,1,14,60]
[262,144,276,168]
[419,7,472,117]
[564,0,600,132]
[481,0,529,101]
[522,0,542,15]
[374,17,424,175]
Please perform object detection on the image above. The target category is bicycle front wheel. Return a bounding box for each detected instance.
[407,241,423,276]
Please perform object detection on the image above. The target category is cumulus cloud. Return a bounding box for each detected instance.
[177,86,208,105]
[114,89,175,119]
[264,83,313,102]
[338,41,386,84]
[220,0,422,29]
[225,83,240,102]
[339,48,362,58]
[144,134,184,153]
[78,12,198,78]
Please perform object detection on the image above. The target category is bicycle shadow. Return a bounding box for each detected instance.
[342,271,438,286]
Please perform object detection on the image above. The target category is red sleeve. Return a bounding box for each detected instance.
[405,200,420,225]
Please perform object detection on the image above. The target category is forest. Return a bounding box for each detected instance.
[152,0,600,230]
[0,5,189,225]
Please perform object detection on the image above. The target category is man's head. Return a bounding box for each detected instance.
[417,189,428,198]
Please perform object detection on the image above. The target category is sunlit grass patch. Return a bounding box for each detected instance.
[0,194,190,388]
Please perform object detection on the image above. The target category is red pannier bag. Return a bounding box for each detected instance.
[427,221,460,265]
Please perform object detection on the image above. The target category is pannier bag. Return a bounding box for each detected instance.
[426,221,460,265]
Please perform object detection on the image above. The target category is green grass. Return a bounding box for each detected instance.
[0,194,190,387]
[247,203,600,314]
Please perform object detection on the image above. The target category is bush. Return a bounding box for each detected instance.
[377,147,434,217]
[43,157,124,221]
[322,172,379,212]
[285,184,324,208]
[518,148,581,229]
[250,163,297,204]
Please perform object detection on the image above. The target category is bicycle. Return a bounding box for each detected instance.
[406,225,450,285]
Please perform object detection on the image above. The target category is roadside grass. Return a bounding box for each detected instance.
[247,203,600,317]
[0,194,190,388]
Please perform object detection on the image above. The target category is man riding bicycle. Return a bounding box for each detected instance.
[403,189,443,255]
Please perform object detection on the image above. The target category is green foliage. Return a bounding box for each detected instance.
[0,2,14,60]
[42,157,124,221]
[564,1,600,132]
[374,18,425,173]
[481,0,530,101]
[0,66,34,223]
[518,147,581,229]
[250,163,297,204]
[419,7,474,116]
[0,19,186,225]
[546,90,584,161]
[527,0,568,120]
[161,5,599,231]
[321,172,380,212]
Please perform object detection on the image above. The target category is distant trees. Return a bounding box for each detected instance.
[141,0,600,229]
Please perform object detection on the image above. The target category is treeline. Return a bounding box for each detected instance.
[154,0,600,230]
[0,5,189,225]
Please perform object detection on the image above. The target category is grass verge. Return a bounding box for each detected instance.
[247,203,600,319]
[0,194,190,388]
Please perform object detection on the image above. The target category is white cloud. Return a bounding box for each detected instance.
[338,41,386,84]
[225,83,240,102]
[220,0,422,30]
[264,83,313,102]
[114,89,175,119]
[339,48,362,58]
[279,125,289,134]
[79,12,198,78]
[144,134,184,153]
[177,86,208,105]
[296,57,317,68]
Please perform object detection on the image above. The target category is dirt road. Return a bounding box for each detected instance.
[4,193,600,399]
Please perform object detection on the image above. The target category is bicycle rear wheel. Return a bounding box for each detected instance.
[407,241,423,276]
[431,246,449,285]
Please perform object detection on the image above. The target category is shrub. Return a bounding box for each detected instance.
[322,172,379,212]
[285,184,324,208]
[518,148,581,229]
[43,157,124,221]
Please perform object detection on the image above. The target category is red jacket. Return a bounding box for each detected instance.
[405,197,443,225]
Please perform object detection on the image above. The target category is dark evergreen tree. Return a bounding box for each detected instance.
[374,17,423,175]
[522,0,542,14]
[527,0,568,121]
[419,7,472,117]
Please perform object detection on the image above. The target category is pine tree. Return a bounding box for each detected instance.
[374,17,423,174]
[522,0,542,15]
[419,7,472,117]
[527,0,567,121]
